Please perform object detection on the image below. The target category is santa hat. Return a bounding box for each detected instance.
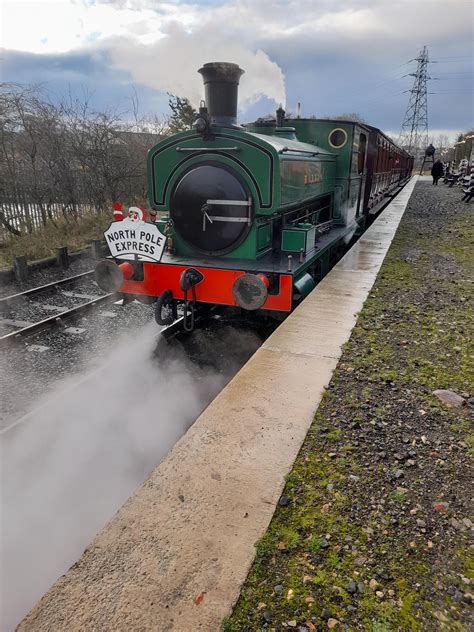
[112,201,123,221]
[128,206,147,221]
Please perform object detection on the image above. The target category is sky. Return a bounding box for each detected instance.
[1,0,473,142]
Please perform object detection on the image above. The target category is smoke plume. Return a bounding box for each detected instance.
[0,322,260,631]
[107,22,286,110]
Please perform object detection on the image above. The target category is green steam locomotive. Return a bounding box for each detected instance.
[96,62,412,330]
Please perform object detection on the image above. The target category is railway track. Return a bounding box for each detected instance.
[0,318,178,435]
[0,270,117,346]
[1,309,268,630]
[1,306,273,436]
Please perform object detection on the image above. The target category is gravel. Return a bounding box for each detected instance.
[0,252,97,297]
[0,299,155,427]
[1,296,276,429]
[227,181,473,630]
[0,274,110,336]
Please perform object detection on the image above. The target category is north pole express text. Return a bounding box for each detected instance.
[106,227,164,255]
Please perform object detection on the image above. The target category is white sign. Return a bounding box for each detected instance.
[104,218,166,263]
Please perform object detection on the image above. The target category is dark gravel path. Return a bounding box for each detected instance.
[0,299,154,427]
[0,253,97,298]
[225,181,473,631]
[0,274,110,335]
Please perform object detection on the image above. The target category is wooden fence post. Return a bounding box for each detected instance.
[14,256,28,282]
[56,246,69,269]
[90,240,102,260]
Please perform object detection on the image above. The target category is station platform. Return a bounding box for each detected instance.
[17,177,472,630]
[227,178,473,629]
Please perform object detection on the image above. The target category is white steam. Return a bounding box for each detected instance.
[107,22,286,110]
[0,322,258,631]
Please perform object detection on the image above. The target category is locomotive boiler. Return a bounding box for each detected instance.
[95,62,412,330]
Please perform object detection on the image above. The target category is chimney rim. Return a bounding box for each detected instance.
[198,61,245,81]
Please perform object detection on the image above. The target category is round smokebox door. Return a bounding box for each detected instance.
[171,164,251,253]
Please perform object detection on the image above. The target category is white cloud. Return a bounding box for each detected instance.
[3,0,472,58]
[1,0,286,107]
[1,0,177,54]
[107,25,286,109]
[1,0,472,124]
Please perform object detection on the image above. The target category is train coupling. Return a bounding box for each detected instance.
[179,268,204,332]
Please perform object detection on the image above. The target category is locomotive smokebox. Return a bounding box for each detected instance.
[198,62,244,127]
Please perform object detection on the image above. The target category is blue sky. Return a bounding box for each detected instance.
[1,0,473,140]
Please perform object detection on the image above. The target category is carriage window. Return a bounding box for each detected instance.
[358,133,367,174]
[328,128,348,149]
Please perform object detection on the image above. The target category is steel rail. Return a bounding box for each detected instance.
[159,316,185,340]
[1,309,266,435]
[0,270,95,305]
[0,319,182,435]
[0,293,116,347]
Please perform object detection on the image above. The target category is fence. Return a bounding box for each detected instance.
[0,195,102,242]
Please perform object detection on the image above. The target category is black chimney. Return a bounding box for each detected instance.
[198,62,244,127]
[276,105,285,127]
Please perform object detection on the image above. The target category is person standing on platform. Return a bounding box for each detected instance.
[461,167,474,202]
[431,160,443,185]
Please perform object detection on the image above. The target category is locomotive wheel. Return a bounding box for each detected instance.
[155,290,177,326]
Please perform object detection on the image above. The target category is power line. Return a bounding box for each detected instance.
[431,56,472,61]
[327,59,412,104]
[430,60,473,64]
[320,52,470,117]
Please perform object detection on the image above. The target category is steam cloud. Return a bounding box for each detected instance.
[0,322,260,631]
[108,22,286,110]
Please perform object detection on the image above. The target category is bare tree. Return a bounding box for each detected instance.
[0,84,61,233]
[0,84,166,237]
[322,112,367,124]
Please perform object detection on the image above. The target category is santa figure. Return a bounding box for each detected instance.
[127,206,147,223]
[112,201,123,221]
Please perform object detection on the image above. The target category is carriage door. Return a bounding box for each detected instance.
[356,132,367,216]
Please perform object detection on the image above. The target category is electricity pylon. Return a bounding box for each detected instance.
[398,46,430,158]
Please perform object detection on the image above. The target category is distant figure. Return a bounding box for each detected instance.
[460,158,469,177]
[461,168,474,202]
[425,144,436,157]
[431,160,443,185]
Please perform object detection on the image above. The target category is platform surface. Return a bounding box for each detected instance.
[18,177,418,631]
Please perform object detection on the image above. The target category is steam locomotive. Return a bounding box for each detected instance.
[95,62,413,330]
